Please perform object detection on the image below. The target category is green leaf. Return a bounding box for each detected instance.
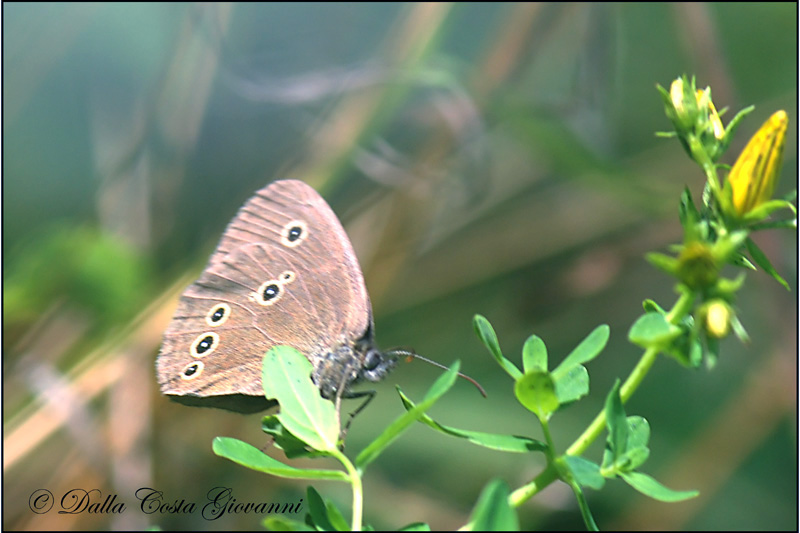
[563,456,605,490]
[398,390,546,453]
[262,516,314,531]
[262,346,339,452]
[688,335,704,367]
[749,218,798,231]
[721,104,755,152]
[628,312,682,348]
[355,362,460,470]
[678,187,699,227]
[705,335,720,369]
[604,381,628,465]
[626,416,650,450]
[655,82,673,108]
[663,319,703,368]
[398,523,432,531]
[601,445,613,473]
[742,199,797,223]
[261,416,320,459]
[300,487,349,531]
[514,371,559,421]
[469,479,519,531]
[620,446,650,472]
[714,273,747,295]
[620,471,699,502]
[613,417,652,473]
[646,252,679,275]
[642,299,666,314]
[306,486,336,531]
[522,334,548,373]
[717,229,749,259]
[325,501,349,531]
[745,237,790,290]
[729,312,750,343]
[552,325,609,380]
[212,437,347,481]
[473,315,522,379]
[553,364,589,404]
[730,252,757,270]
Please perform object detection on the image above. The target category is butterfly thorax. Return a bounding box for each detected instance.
[311,331,397,400]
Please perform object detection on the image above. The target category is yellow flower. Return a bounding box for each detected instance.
[728,110,788,216]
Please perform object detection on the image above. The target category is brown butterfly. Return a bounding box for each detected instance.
[156,179,413,417]
[157,179,483,423]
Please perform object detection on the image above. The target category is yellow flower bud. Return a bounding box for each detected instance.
[670,78,686,114]
[704,300,731,338]
[697,89,724,140]
[728,110,788,216]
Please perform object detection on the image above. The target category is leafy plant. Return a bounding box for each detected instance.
[213,75,795,530]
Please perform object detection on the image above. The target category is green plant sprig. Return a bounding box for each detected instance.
[505,287,695,510]
[482,75,794,526]
[214,346,466,531]
[210,75,795,531]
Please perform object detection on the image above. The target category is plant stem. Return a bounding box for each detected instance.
[565,345,659,458]
[568,478,600,531]
[332,449,363,531]
[689,133,720,194]
[508,467,558,507]
[509,288,696,507]
[540,417,557,460]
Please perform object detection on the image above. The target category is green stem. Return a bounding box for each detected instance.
[508,467,558,507]
[568,478,600,531]
[540,417,557,460]
[332,448,363,531]
[565,345,659,458]
[702,161,720,195]
[688,134,720,195]
[509,288,696,507]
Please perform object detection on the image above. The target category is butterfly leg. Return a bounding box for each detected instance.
[336,390,376,447]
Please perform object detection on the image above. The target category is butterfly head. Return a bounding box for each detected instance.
[359,347,398,383]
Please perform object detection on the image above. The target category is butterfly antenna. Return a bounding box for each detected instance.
[389,349,487,398]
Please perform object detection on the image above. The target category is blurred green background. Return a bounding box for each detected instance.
[3,3,796,530]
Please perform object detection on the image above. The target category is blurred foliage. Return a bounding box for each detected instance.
[3,3,796,531]
[4,226,150,345]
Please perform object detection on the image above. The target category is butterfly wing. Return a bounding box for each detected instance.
[156,180,371,412]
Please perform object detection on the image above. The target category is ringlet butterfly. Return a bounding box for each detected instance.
[156,179,472,420]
